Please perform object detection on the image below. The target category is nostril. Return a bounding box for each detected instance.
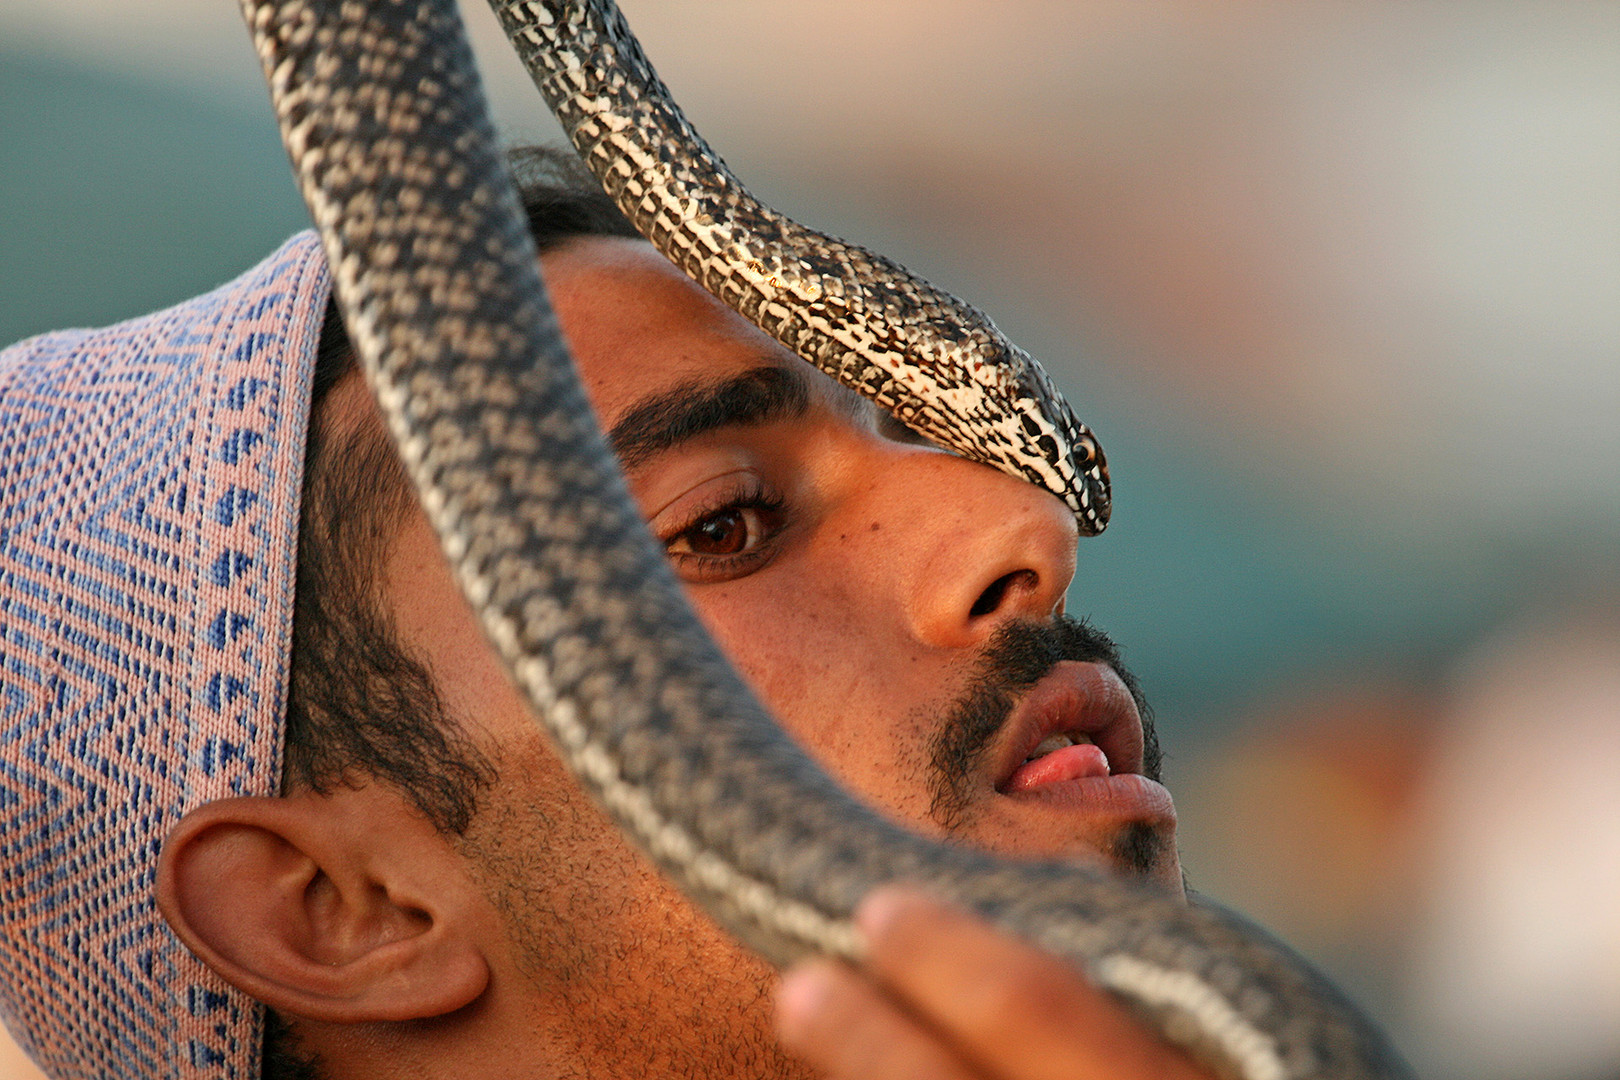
[970,570,1036,619]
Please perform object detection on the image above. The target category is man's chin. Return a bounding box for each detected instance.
[1108,820,1185,896]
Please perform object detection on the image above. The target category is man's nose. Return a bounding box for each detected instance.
[877,449,1080,652]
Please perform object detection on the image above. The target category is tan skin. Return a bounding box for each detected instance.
[157,237,1210,1080]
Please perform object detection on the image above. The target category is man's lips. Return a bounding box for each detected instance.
[992,661,1145,794]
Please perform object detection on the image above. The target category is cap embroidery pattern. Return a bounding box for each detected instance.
[0,232,329,1080]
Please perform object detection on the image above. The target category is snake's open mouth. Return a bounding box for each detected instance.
[992,662,1144,795]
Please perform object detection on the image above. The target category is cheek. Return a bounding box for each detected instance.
[691,585,850,721]
[682,577,943,826]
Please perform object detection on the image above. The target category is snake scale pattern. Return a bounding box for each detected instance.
[236,0,1413,1077]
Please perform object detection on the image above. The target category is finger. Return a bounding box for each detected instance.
[775,957,984,1080]
[856,887,1211,1080]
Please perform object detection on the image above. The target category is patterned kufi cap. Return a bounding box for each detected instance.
[0,232,329,1080]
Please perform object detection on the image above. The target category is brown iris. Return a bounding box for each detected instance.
[684,510,750,555]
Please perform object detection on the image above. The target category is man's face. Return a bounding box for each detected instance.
[381,236,1180,1078]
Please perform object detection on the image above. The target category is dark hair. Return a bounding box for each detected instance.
[265,146,642,1079]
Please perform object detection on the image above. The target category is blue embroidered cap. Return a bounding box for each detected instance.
[0,232,329,1080]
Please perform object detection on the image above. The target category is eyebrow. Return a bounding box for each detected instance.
[605,364,812,468]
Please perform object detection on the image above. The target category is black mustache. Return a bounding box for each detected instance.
[926,616,1159,830]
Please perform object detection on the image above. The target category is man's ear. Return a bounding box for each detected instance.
[155,784,490,1024]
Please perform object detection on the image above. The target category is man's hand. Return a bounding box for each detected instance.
[774,887,1216,1080]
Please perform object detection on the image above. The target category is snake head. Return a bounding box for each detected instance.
[1070,428,1112,536]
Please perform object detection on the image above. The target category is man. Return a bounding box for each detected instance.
[0,150,1203,1080]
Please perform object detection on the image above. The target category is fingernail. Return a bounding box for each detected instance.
[855,885,927,940]
[775,962,833,1039]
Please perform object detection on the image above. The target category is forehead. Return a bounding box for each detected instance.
[539,236,806,427]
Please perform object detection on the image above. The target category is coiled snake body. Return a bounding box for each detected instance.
[236,1,1413,1077]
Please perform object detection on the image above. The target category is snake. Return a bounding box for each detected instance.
[236,0,1414,1077]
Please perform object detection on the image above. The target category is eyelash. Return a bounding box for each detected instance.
[658,477,788,582]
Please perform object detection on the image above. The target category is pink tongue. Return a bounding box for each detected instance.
[1005,743,1110,793]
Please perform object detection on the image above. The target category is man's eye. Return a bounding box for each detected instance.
[660,487,788,583]
[674,507,758,557]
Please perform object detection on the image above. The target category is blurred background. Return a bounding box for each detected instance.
[2,2,1617,1078]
